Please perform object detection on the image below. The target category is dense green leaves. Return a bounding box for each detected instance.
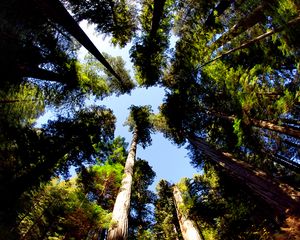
[63,0,137,47]
[130,0,175,86]
[1,0,300,238]
[125,105,154,148]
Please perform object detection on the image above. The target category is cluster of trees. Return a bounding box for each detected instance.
[1,0,300,239]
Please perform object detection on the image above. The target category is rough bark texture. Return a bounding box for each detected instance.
[251,118,300,139]
[107,131,138,240]
[188,135,300,238]
[173,185,202,240]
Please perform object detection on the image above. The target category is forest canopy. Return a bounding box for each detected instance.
[1,0,300,239]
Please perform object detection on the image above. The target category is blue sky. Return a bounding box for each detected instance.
[100,87,197,191]
[78,21,198,189]
[38,21,198,191]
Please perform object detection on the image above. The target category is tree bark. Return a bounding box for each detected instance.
[107,130,138,240]
[201,15,300,68]
[212,2,268,49]
[188,135,300,238]
[205,0,233,29]
[31,0,123,84]
[173,185,202,240]
[209,109,300,139]
[250,118,300,139]
[150,0,167,39]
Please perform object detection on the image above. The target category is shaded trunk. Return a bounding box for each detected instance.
[212,2,268,49]
[18,64,63,82]
[31,0,123,84]
[273,153,300,173]
[261,148,300,173]
[201,15,300,68]
[280,118,300,130]
[205,0,233,29]
[188,135,300,238]
[173,185,202,240]
[282,138,300,149]
[251,118,300,139]
[150,0,167,39]
[107,130,138,240]
[210,110,300,139]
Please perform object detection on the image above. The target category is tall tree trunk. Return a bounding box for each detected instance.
[188,135,300,238]
[209,110,300,139]
[205,0,233,29]
[150,0,167,39]
[107,130,138,240]
[31,0,123,84]
[211,2,268,49]
[201,15,300,68]
[173,185,202,240]
[250,118,300,139]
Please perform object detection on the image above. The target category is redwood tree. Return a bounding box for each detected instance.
[107,105,153,240]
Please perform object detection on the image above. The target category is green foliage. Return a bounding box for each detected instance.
[78,53,135,98]
[2,0,300,239]
[17,178,112,240]
[233,118,244,147]
[125,105,154,148]
[0,106,116,239]
[153,180,182,240]
[128,159,156,239]
[130,0,175,86]
[180,167,278,239]
[0,83,45,127]
[79,161,124,211]
[63,0,137,47]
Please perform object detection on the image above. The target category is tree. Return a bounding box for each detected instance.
[128,159,156,239]
[17,178,112,240]
[0,106,116,239]
[130,0,175,86]
[78,53,135,99]
[153,180,182,240]
[31,0,126,83]
[107,105,154,240]
[63,0,137,46]
[184,165,282,239]
[173,183,202,240]
[188,135,300,238]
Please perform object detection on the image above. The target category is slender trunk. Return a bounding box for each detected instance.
[150,0,167,39]
[210,110,300,139]
[18,64,62,82]
[250,118,300,139]
[212,3,268,49]
[173,185,202,240]
[107,130,138,240]
[261,148,300,173]
[205,0,233,29]
[273,154,300,173]
[31,0,123,84]
[172,224,180,240]
[282,138,300,149]
[201,15,300,68]
[280,118,300,127]
[188,135,300,237]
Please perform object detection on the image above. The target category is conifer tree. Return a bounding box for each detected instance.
[107,105,153,240]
